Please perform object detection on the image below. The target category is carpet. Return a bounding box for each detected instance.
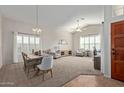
[0,56,101,87]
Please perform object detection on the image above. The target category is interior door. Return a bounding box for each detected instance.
[111,20,124,81]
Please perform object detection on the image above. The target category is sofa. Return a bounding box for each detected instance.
[76,49,93,57]
[49,50,61,59]
[43,48,72,59]
[76,49,85,57]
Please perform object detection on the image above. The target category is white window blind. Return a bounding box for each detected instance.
[80,34,100,51]
[16,33,41,62]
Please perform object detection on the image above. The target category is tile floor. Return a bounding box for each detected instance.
[64,75,124,87]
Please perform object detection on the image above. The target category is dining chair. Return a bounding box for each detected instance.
[37,55,53,80]
[22,52,35,77]
[22,52,28,70]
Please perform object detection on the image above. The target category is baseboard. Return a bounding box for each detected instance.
[104,74,111,78]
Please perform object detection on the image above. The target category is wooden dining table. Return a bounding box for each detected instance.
[28,53,50,60]
[27,53,50,65]
[27,54,43,65]
[25,53,50,77]
[28,54,43,60]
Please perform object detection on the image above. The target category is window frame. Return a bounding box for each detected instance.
[16,33,41,54]
[112,5,124,17]
[80,34,100,51]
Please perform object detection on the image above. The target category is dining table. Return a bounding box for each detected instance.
[24,53,50,77]
[27,53,49,64]
[27,54,43,66]
[28,54,43,60]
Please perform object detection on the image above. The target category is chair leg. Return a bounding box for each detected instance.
[42,71,45,81]
[27,68,29,77]
[34,64,37,71]
[35,68,40,75]
[27,68,29,74]
[24,64,26,70]
[33,65,35,71]
[24,66,26,71]
[50,69,53,78]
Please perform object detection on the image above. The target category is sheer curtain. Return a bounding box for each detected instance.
[13,32,41,63]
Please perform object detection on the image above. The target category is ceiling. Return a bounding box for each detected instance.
[0,5,104,32]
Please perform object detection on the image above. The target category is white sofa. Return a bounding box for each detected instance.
[76,49,93,57]
[76,49,85,57]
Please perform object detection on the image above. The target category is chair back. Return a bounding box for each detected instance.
[22,52,28,68]
[22,52,28,62]
[41,55,53,70]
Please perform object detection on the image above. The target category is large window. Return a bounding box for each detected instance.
[16,33,40,62]
[80,34,100,51]
[112,5,124,17]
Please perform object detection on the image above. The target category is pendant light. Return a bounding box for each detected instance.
[32,5,42,34]
[75,19,81,32]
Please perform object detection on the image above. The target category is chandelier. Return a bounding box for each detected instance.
[32,5,42,34]
[75,18,85,32]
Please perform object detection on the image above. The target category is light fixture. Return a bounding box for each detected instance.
[32,5,42,34]
[75,19,81,32]
[75,18,85,32]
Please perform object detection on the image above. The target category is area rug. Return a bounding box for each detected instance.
[0,56,101,87]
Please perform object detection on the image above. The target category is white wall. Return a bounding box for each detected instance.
[100,23,105,74]
[72,24,102,53]
[103,6,124,78]
[2,17,72,65]
[0,13,2,68]
[41,28,72,50]
[102,6,112,78]
[2,17,34,65]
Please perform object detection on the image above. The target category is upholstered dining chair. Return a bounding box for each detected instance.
[22,52,35,77]
[37,55,53,80]
[22,52,28,70]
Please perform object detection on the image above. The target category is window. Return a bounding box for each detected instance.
[23,36,29,44]
[95,35,100,51]
[30,36,35,44]
[35,37,40,50]
[17,35,22,44]
[35,37,40,44]
[89,35,95,51]
[16,33,41,62]
[80,37,84,49]
[80,34,100,51]
[112,5,124,17]
[84,37,89,50]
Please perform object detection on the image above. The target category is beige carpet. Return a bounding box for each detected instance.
[0,56,101,87]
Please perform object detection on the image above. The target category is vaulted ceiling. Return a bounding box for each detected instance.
[0,5,104,32]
